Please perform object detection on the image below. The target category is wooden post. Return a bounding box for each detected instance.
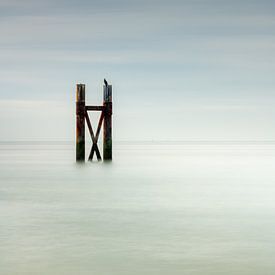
[103,85,112,160]
[76,84,85,161]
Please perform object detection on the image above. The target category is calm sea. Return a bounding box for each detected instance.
[1,141,275,275]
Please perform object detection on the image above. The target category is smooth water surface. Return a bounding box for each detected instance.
[1,142,275,275]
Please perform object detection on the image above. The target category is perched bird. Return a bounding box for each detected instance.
[104,78,108,86]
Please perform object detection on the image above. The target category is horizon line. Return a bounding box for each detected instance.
[0,139,275,145]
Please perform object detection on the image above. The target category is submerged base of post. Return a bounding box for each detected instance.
[103,132,112,160]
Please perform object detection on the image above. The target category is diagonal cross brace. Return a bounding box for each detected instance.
[85,110,105,161]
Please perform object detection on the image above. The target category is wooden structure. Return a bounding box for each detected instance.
[76,81,112,162]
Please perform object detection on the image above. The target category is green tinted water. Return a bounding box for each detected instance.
[1,143,275,274]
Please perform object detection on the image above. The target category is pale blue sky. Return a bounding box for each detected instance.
[0,0,274,141]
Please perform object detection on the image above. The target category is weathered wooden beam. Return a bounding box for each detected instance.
[85,110,95,142]
[76,84,85,161]
[86,106,104,111]
[95,111,105,142]
[88,143,102,161]
[103,84,112,160]
[85,110,104,161]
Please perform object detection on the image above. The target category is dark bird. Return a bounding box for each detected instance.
[104,78,108,86]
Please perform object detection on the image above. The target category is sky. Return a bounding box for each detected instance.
[0,0,275,141]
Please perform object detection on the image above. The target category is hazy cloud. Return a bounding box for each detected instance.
[0,0,274,140]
